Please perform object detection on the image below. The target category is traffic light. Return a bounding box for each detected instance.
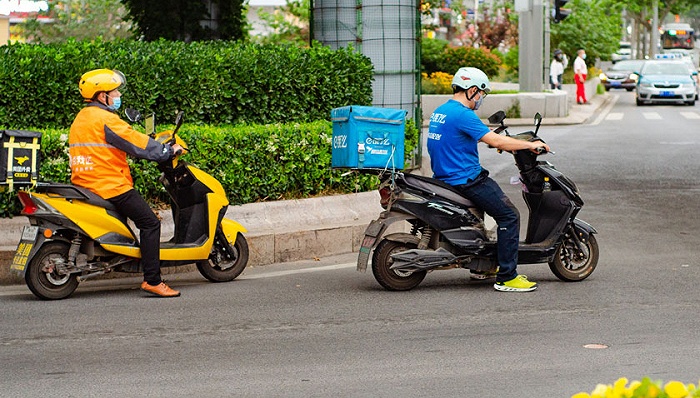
[554,0,570,23]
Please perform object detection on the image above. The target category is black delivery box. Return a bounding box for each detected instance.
[0,129,42,190]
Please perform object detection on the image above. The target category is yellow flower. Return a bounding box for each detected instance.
[630,380,642,390]
[613,377,629,396]
[571,393,591,398]
[648,383,660,398]
[591,383,611,398]
[664,380,689,398]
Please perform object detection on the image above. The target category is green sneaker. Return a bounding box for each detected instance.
[494,275,537,292]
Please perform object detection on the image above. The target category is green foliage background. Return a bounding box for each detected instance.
[421,38,502,78]
[550,0,622,63]
[0,39,374,129]
[122,0,247,42]
[0,119,419,217]
[0,39,422,217]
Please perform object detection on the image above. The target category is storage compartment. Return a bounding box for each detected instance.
[331,105,406,170]
[0,130,42,190]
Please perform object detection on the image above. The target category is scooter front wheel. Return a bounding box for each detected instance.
[197,232,249,282]
[25,242,79,300]
[372,239,426,291]
[549,234,599,282]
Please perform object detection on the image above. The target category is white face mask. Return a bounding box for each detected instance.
[474,94,484,110]
[471,90,484,110]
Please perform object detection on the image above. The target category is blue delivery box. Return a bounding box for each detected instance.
[331,105,406,170]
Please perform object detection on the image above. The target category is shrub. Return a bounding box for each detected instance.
[503,45,519,73]
[0,119,420,217]
[420,38,502,78]
[438,46,501,78]
[0,39,374,129]
[421,72,453,94]
[421,38,450,75]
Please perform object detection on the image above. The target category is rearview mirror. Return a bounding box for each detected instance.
[174,111,184,130]
[125,108,142,123]
[488,111,506,125]
[172,111,185,139]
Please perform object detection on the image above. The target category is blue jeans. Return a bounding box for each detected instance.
[455,174,520,282]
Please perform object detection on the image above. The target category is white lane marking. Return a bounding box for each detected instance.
[643,112,662,120]
[240,262,356,279]
[605,112,624,120]
[681,112,700,120]
[591,94,619,126]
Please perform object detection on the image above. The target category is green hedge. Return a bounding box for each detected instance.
[421,38,502,78]
[0,39,374,129]
[0,119,420,217]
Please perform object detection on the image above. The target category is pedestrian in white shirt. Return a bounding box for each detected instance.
[550,49,565,90]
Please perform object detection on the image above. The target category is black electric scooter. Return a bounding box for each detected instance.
[357,111,599,291]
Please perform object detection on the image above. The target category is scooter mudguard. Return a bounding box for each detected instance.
[220,218,247,245]
[573,218,597,241]
[357,211,414,272]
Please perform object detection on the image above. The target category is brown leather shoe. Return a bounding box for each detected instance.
[141,281,181,297]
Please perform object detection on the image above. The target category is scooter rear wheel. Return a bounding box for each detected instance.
[197,233,249,282]
[549,234,599,282]
[25,242,79,300]
[372,239,426,291]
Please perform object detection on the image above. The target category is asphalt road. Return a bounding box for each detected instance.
[2,92,700,398]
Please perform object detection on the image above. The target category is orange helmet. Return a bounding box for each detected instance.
[78,69,126,99]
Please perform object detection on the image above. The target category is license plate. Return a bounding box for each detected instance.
[360,235,377,250]
[659,91,674,97]
[10,226,38,272]
[611,81,621,86]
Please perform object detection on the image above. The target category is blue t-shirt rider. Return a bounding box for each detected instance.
[426,67,550,293]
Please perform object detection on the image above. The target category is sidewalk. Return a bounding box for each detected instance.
[504,91,609,126]
[0,92,610,285]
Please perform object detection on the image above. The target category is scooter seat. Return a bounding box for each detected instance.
[37,183,118,212]
[402,174,477,208]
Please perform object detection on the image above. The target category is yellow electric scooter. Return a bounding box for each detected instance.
[11,110,248,300]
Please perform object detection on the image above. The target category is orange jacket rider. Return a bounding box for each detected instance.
[69,102,174,199]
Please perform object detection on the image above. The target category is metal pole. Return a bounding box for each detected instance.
[518,0,544,92]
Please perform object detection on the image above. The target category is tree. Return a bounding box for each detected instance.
[18,0,133,43]
[550,0,622,62]
[475,6,518,50]
[121,0,246,41]
[252,0,309,46]
[624,0,700,58]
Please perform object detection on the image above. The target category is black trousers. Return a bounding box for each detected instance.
[108,189,162,285]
